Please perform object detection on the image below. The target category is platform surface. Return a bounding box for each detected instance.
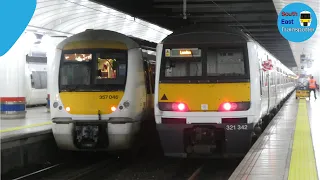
[0,106,52,141]
[229,92,320,180]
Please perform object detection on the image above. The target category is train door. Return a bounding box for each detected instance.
[266,72,270,113]
[143,57,152,109]
[266,56,271,113]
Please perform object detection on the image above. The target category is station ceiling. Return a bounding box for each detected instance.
[27,0,172,47]
[27,0,320,70]
[92,0,319,69]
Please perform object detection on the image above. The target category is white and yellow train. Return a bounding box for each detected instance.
[154,24,297,157]
[49,29,156,151]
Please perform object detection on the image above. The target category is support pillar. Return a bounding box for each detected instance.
[0,33,29,119]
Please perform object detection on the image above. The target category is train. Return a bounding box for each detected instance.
[49,29,157,153]
[25,54,48,106]
[300,11,311,27]
[153,24,297,158]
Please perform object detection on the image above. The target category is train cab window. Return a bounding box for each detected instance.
[60,50,127,92]
[164,60,202,77]
[60,64,91,86]
[207,49,245,76]
[97,58,118,79]
[96,52,126,81]
[164,49,202,77]
[60,53,92,86]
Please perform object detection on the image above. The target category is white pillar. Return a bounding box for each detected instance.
[0,32,31,119]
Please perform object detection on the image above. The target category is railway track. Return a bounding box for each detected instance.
[10,153,241,180]
[8,152,130,180]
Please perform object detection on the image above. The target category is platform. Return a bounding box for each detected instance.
[1,106,52,141]
[229,93,320,180]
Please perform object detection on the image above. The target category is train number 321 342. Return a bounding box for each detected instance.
[225,124,248,131]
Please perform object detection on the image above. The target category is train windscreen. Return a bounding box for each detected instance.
[160,47,249,82]
[59,49,127,92]
[300,13,310,19]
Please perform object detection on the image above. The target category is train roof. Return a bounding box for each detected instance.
[161,24,251,44]
[57,29,157,51]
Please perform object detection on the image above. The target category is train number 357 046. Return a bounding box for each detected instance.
[225,124,248,131]
[99,95,118,99]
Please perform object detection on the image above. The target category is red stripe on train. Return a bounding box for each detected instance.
[0,97,26,102]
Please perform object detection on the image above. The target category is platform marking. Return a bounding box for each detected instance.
[0,121,52,133]
[288,99,318,180]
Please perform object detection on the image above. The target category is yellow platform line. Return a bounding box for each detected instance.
[0,121,52,133]
[288,99,318,180]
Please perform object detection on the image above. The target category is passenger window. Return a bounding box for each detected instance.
[31,71,47,89]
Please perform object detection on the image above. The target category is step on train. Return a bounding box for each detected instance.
[153,24,297,158]
[49,29,156,152]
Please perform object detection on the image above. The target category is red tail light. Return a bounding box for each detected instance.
[218,102,250,112]
[158,102,189,111]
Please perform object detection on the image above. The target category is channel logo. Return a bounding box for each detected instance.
[277,2,317,42]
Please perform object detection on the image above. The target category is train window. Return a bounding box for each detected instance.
[270,72,274,86]
[300,13,310,19]
[31,71,47,89]
[97,58,118,79]
[96,52,127,80]
[60,64,91,86]
[207,49,245,76]
[164,58,202,77]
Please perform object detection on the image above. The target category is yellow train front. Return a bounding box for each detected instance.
[49,30,156,151]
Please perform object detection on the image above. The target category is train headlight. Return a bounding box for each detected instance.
[111,106,116,112]
[66,107,71,112]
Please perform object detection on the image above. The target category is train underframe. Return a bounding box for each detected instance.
[156,122,257,158]
[52,118,141,152]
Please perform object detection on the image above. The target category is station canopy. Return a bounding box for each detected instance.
[27,0,173,45]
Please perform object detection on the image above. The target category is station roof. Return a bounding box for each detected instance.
[27,0,320,69]
[91,0,320,68]
[27,0,172,48]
